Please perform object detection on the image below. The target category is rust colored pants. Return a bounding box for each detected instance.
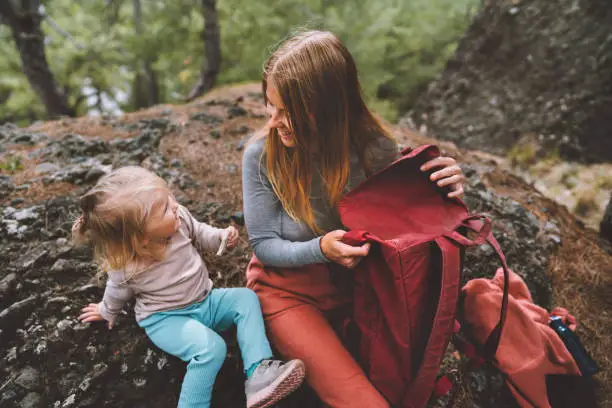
[246,257,389,408]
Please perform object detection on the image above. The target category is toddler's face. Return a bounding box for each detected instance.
[146,193,180,240]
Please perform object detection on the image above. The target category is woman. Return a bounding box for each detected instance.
[242,30,464,407]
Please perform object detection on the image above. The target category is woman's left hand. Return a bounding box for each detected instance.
[420,156,465,198]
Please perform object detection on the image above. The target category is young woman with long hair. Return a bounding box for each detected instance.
[242,31,464,407]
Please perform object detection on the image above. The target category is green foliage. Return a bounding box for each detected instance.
[0,27,45,124]
[322,0,477,119]
[0,0,478,123]
[595,173,612,190]
[508,140,538,167]
[0,155,23,172]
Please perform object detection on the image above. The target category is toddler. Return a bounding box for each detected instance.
[74,166,305,408]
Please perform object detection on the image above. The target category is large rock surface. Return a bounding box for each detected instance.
[406,0,612,162]
[0,89,607,407]
[0,117,246,408]
[601,194,612,242]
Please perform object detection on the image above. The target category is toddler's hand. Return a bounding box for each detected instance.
[225,226,239,249]
[78,303,113,330]
[216,226,239,256]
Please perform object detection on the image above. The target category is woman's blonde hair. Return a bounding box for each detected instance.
[72,166,171,272]
[261,30,394,234]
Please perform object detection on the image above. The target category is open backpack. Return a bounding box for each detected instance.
[336,145,597,408]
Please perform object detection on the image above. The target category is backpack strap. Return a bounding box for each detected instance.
[344,229,464,408]
[402,235,462,407]
[440,218,544,408]
[444,216,510,360]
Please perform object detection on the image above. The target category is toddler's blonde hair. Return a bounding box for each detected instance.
[72,166,172,272]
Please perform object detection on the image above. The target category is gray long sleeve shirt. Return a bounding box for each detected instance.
[242,135,399,268]
[97,206,225,323]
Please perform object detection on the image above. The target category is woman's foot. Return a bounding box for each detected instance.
[245,359,306,408]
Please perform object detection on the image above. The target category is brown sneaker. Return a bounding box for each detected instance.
[245,359,306,408]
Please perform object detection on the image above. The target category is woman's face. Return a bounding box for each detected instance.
[265,85,296,148]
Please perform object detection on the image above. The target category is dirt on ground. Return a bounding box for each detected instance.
[1,83,610,407]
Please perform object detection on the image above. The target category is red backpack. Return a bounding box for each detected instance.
[336,145,511,408]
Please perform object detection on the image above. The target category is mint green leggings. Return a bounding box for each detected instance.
[138,288,273,408]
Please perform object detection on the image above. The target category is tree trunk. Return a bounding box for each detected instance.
[406,0,612,163]
[186,0,221,102]
[132,0,159,108]
[0,1,74,118]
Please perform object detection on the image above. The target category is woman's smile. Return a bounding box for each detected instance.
[279,128,294,143]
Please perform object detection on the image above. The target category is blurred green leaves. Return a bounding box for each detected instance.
[0,0,477,124]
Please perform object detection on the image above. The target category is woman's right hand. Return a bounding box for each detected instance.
[320,230,371,268]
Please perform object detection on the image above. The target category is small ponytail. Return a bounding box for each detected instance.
[72,191,97,244]
[71,214,88,245]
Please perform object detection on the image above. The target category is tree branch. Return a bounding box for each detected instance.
[40,8,85,49]
[186,0,221,102]
[3,1,74,117]
[131,0,158,107]
[0,1,18,27]
[104,0,124,26]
